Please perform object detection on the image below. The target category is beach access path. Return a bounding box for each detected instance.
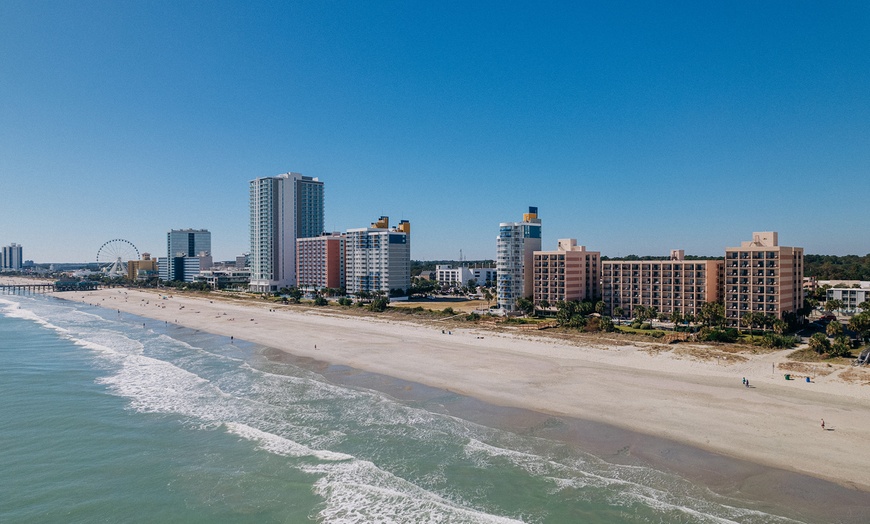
[57,287,870,492]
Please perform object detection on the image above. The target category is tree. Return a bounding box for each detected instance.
[859,300,870,312]
[826,320,843,337]
[614,306,625,319]
[599,316,615,332]
[313,296,328,306]
[634,305,648,322]
[369,297,389,312]
[515,297,535,317]
[699,302,725,328]
[808,333,831,355]
[848,311,870,340]
[772,319,787,335]
[538,299,550,310]
[483,289,493,306]
[830,336,852,358]
[825,299,844,315]
[669,310,683,326]
[595,301,605,316]
[555,300,586,328]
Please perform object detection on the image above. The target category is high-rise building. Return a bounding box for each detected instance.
[1,243,23,270]
[297,233,346,291]
[602,250,723,319]
[249,172,324,293]
[345,217,410,296]
[533,239,600,311]
[163,229,212,282]
[496,207,541,313]
[724,232,803,326]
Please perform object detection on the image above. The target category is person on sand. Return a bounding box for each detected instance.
[821,419,825,430]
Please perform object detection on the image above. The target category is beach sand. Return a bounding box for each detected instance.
[51,287,870,498]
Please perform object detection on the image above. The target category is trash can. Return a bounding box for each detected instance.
[785,374,790,380]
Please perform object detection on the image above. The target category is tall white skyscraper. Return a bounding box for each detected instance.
[249,172,324,292]
[496,207,541,313]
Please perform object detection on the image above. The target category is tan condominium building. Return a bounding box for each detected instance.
[602,250,723,319]
[533,239,600,311]
[724,232,803,326]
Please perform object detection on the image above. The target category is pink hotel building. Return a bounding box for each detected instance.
[538,232,803,324]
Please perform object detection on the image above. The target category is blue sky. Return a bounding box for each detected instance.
[1,1,868,263]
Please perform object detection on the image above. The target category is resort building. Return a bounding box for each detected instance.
[127,253,159,281]
[296,233,346,292]
[602,250,724,319]
[194,268,251,290]
[724,232,804,326]
[1,243,23,270]
[249,172,324,293]
[158,252,212,283]
[496,207,542,313]
[345,217,411,296]
[533,239,600,311]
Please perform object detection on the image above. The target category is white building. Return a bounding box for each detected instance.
[435,265,474,288]
[496,207,542,313]
[1,243,23,270]
[194,269,251,290]
[472,267,497,287]
[345,217,411,296]
[827,286,870,312]
[249,172,324,293]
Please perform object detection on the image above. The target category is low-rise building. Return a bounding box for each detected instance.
[435,265,475,288]
[127,253,159,281]
[194,269,251,290]
[826,287,870,312]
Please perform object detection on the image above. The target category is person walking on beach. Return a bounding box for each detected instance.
[821,419,825,430]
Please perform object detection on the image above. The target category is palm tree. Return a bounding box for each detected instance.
[670,310,682,327]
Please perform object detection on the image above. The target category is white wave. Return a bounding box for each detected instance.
[303,459,524,524]
[225,422,352,462]
[0,297,69,332]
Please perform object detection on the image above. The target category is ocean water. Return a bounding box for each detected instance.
[0,293,819,523]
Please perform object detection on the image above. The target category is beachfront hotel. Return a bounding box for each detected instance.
[158,229,212,282]
[345,216,411,296]
[602,250,724,319]
[249,172,324,293]
[1,243,23,270]
[533,239,600,312]
[724,232,804,326]
[496,207,541,313]
[296,232,346,292]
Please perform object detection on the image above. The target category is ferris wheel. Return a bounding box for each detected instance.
[96,239,140,277]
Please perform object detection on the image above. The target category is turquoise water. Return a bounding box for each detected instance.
[0,294,816,523]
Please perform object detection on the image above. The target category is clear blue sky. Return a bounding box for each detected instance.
[2,1,868,263]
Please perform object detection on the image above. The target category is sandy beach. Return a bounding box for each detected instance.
[49,286,870,494]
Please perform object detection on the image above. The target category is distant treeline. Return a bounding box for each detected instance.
[805,254,870,281]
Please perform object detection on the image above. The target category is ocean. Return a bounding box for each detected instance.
[0,292,849,523]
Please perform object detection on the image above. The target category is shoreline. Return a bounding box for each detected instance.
[47,287,870,497]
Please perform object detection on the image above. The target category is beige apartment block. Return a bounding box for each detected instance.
[724,232,804,326]
[533,239,600,310]
[602,250,723,319]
